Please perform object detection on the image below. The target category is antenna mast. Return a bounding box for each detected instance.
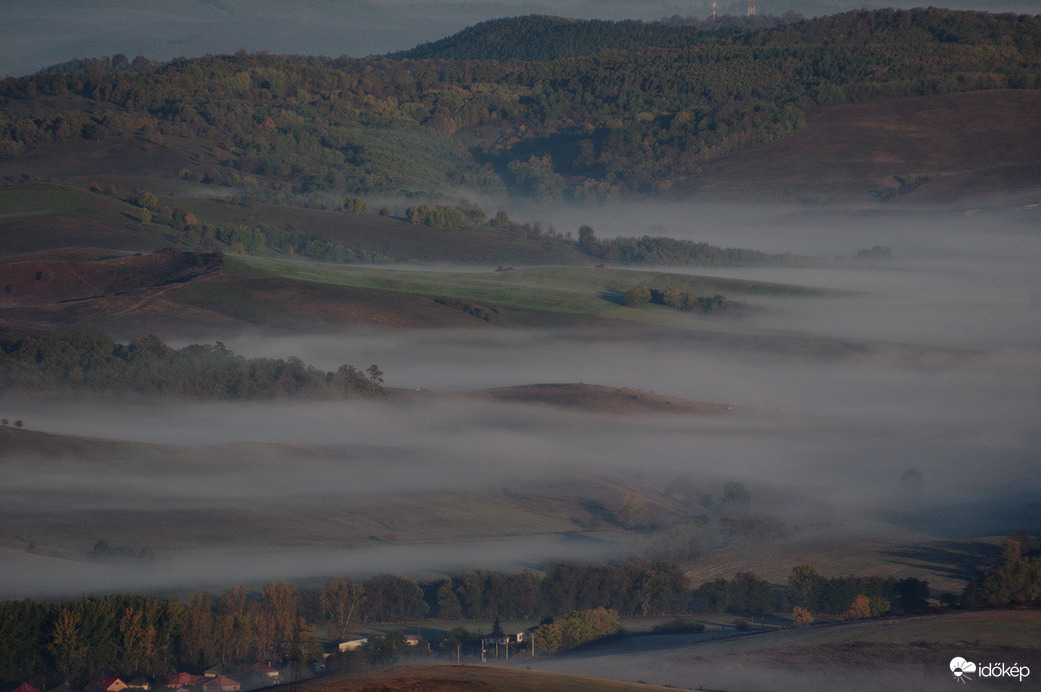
[712,0,717,22]
[748,0,756,17]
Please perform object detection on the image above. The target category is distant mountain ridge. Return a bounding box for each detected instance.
[392,14,764,61]
[2,8,1041,203]
[392,9,1041,62]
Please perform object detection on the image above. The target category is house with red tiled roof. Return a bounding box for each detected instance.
[198,677,239,692]
[11,683,42,692]
[84,679,127,692]
[165,674,201,689]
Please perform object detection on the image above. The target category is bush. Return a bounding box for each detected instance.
[533,607,621,654]
[621,285,651,307]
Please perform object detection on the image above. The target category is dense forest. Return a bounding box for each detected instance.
[393,14,797,61]
[3,534,1037,688]
[0,332,384,398]
[1,9,1040,201]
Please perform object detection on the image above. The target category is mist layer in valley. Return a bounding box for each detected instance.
[1,199,1038,599]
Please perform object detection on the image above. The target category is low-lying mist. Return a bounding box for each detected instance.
[1,198,1038,598]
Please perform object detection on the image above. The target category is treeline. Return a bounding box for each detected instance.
[784,565,929,616]
[0,332,384,399]
[0,561,683,686]
[3,539,1034,686]
[0,554,940,687]
[692,567,929,617]
[395,14,793,62]
[433,562,689,622]
[590,235,779,266]
[2,9,1040,199]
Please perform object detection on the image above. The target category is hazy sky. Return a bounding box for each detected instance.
[1,0,1037,77]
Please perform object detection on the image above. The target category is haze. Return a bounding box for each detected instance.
[1,198,1038,599]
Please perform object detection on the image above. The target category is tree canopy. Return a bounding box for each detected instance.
[2,9,1040,200]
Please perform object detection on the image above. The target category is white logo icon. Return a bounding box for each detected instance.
[951,657,977,683]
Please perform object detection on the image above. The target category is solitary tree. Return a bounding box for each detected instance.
[846,594,872,619]
[577,224,597,249]
[343,197,367,213]
[322,577,366,640]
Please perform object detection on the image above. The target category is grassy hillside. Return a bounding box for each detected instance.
[0,182,590,264]
[523,610,1041,690]
[693,89,1041,201]
[0,184,167,254]
[283,664,688,692]
[233,257,826,316]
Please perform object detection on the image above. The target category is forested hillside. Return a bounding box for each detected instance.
[1,9,1040,201]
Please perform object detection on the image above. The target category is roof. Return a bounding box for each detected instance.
[12,684,42,692]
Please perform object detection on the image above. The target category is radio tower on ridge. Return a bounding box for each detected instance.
[748,0,757,17]
[712,0,717,22]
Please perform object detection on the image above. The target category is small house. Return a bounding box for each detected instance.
[337,637,368,652]
[85,679,128,692]
[199,677,238,692]
[12,684,42,692]
[166,674,201,689]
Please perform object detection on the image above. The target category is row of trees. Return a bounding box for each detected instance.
[405,203,486,228]
[622,285,738,312]
[0,555,938,687]
[431,562,690,622]
[0,332,384,399]
[693,568,929,617]
[786,564,930,615]
[579,229,781,266]
[2,9,1040,199]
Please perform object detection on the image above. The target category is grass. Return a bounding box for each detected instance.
[230,255,829,318]
[283,663,686,692]
[695,89,1041,201]
[0,183,88,220]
